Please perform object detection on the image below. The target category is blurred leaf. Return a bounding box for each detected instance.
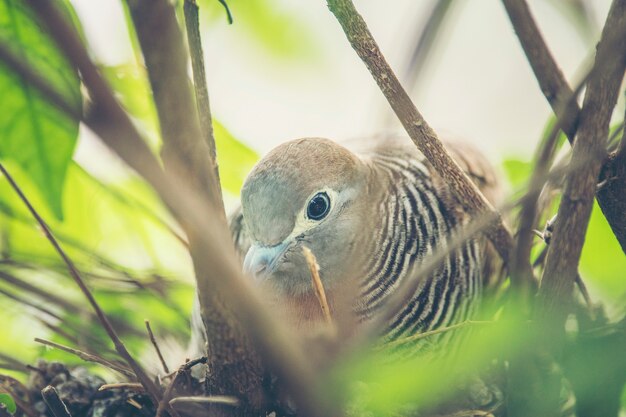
[0,393,16,414]
[199,0,319,60]
[501,158,533,191]
[214,120,258,195]
[0,0,82,219]
[579,201,626,307]
[100,64,160,147]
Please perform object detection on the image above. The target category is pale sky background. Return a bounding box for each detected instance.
[71,0,615,166]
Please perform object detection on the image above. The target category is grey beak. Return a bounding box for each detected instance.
[243,241,290,280]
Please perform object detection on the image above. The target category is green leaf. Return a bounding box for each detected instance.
[199,0,320,60]
[579,202,626,306]
[0,393,16,415]
[0,0,81,219]
[213,120,258,195]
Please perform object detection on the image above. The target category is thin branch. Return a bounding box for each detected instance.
[0,162,160,402]
[18,3,332,416]
[325,0,514,269]
[125,0,225,220]
[380,320,493,350]
[34,338,134,378]
[184,0,223,199]
[145,320,170,374]
[537,0,626,330]
[302,246,333,326]
[41,386,73,417]
[99,382,145,392]
[170,396,239,407]
[501,0,581,143]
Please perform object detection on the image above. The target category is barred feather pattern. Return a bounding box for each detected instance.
[356,152,483,355]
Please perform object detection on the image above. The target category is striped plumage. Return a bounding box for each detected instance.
[191,135,500,357]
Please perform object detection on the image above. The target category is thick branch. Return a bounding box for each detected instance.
[125,0,225,219]
[537,0,626,326]
[501,0,581,143]
[326,0,514,266]
[17,2,333,416]
[183,0,223,197]
[124,0,264,410]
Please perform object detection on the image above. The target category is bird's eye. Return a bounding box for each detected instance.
[306,192,331,221]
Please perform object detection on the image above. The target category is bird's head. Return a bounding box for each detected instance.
[241,138,368,296]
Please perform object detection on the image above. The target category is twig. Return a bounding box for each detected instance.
[302,247,333,326]
[34,338,134,378]
[216,0,233,24]
[170,395,239,407]
[183,0,223,199]
[41,386,73,417]
[325,0,514,269]
[0,161,160,402]
[537,0,626,326]
[145,320,170,374]
[99,382,145,392]
[501,0,581,143]
[125,0,225,220]
[155,358,208,417]
[6,3,336,415]
[380,320,493,350]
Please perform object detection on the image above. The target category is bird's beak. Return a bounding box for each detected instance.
[243,241,290,280]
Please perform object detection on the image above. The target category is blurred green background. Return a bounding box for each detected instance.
[0,0,624,414]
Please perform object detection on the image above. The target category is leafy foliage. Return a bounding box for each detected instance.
[0,0,81,219]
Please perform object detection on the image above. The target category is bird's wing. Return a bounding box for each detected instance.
[228,205,252,263]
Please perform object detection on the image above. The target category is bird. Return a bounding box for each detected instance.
[191,134,501,358]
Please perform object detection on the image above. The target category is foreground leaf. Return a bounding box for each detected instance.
[0,0,81,219]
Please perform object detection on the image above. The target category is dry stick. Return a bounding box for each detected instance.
[183,0,223,199]
[99,382,145,392]
[302,247,333,326]
[145,320,170,374]
[0,353,28,373]
[537,0,626,331]
[41,386,73,417]
[156,357,207,417]
[170,396,239,407]
[326,0,514,268]
[0,163,161,402]
[4,5,333,416]
[34,338,134,378]
[501,0,581,143]
[380,320,493,350]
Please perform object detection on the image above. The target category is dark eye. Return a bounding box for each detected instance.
[307,192,331,221]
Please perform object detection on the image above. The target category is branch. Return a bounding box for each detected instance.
[183,0,223,198]
[0,162,160,403]
[501,0,581,143]
[502,0,626,252]
[125,0,225,219]
[537,0,626,328]
[41,386,73,417]
[325,0,514,267]
[17,2,333,415]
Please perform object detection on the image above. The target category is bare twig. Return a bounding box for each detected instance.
[183,0,223,197]
[380,320,493,350]
[145,320,170,374]
[170,395,239,407]
[0,162,160,402]
[537,0,626,330]
[155,357,208,417]
[325,0,514,269]
[41,386,73,417]
[99,383,145,392]
[501,0,581,143]
[9,2,336,415]
[34,338,134,378]
[302,247,333,326]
